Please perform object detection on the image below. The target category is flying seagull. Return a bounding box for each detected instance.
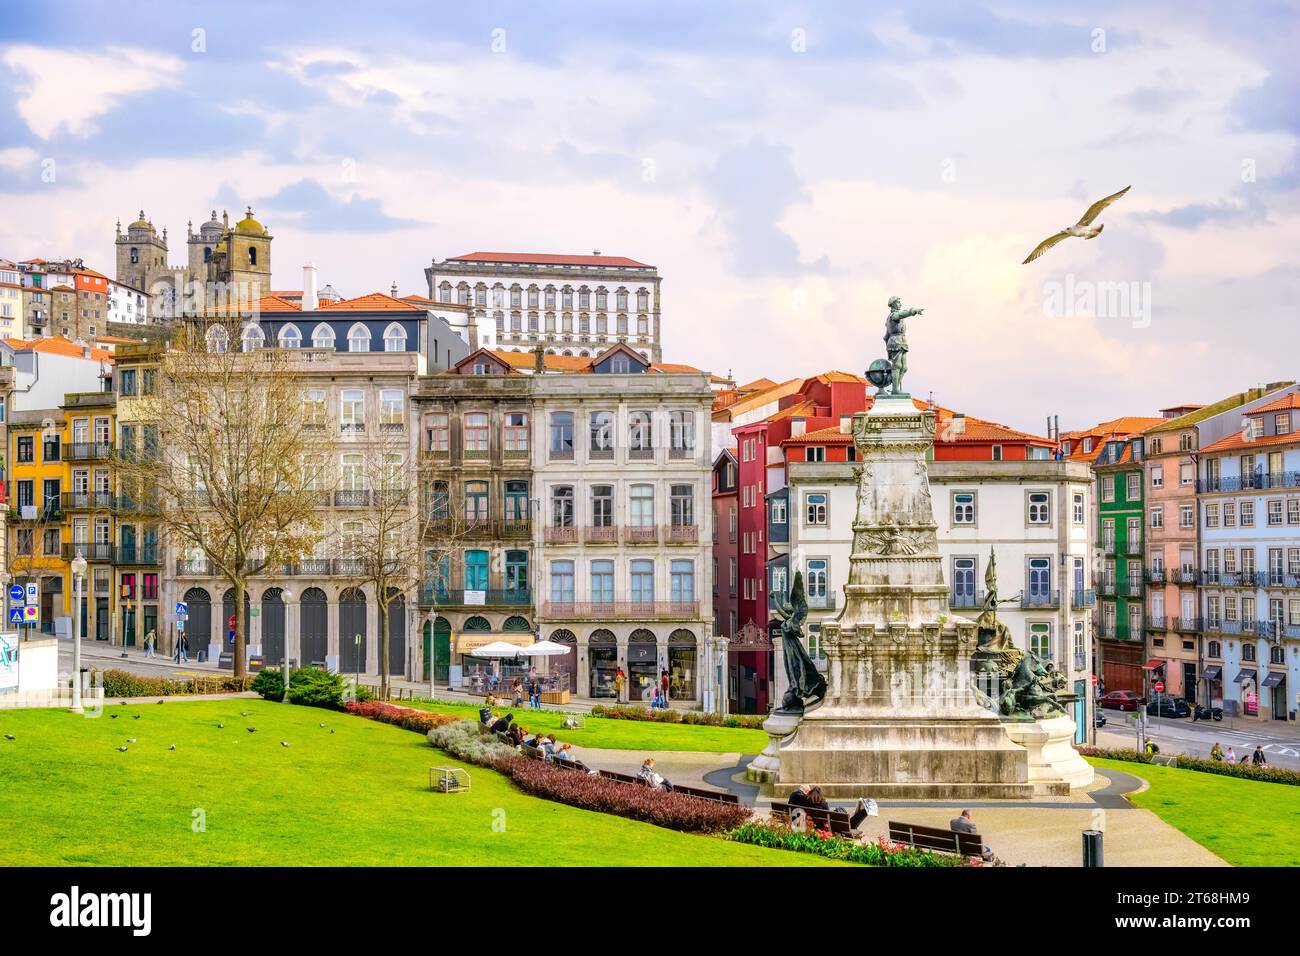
[1022,185,1131,264]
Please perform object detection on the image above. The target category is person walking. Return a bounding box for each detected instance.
[660,668,670,706]
[613,667,626,703]
[179,632,190,664]
[1224,746,1236,763]
[527,674,540,710]
[143,629,157,658]
[1210,742,1224,762]
[1251,744,1268,766]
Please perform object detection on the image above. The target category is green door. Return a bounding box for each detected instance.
[433,616,451,682]
[422,620,431,681]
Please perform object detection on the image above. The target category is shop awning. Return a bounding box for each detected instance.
[454,631,533,654]
[1202,666,1222,681]
[1262,671,1285,688]
[1234,668,1257,683]
[1143,659,1165,670]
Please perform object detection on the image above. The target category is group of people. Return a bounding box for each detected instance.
[505,670,544,710]
[480,698,578,763]
[138,628,192,663]
[1209,742,1269,766]
[606,667,674,706]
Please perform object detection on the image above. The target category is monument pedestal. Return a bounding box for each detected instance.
[1002,716,1094,794]
[769,396,1031,800]
[747,711,800,786]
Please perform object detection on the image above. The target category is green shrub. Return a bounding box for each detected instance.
[1078,746,1300,786]
[726,821,971,867]
[353,684,375,703]
[287,667,348,709]
[251,670,285,701]
[428,719,518,764]
[590,704,766,729]
[96,668,254,698]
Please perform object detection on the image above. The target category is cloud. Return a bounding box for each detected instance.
[2,44,183,139]
[253,179,424,232]
[1140,197,1269,229]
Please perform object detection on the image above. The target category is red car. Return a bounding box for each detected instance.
[1097,689,1145,711]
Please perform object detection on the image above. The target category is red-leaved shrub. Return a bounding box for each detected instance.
[494,755,752,833]
[344,700,459,734]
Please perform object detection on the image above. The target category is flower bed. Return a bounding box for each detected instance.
[590,704,766,729]
[726,821,972,867]
[97,668,254,698]
[498,754,751,834]
[343,700,460,734]
[1077,746,1300,786]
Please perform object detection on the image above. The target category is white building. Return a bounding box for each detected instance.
[787,458,1095,729]
[425,251,664,363]
[106,278,149,325]
[1199,391,1300,723]
[529,345,716,706]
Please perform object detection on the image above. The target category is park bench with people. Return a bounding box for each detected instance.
[887,820,985,859]
[769,801,857,838]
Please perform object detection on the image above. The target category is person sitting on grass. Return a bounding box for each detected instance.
[638,757,673,792]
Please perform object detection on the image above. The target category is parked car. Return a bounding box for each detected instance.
[1098,689,1145,711]
[1192,703,1224,722]
[1146,696,1192,718]
[1094,710,1107,728]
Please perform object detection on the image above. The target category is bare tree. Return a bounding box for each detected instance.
[114,319,333,677]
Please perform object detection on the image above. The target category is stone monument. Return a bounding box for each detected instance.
[750,297,1033,798]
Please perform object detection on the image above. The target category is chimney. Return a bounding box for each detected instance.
[839,414,852,434]
[533,344,546,374]
[791,417,806,437]
[949,413,966,436]
[390,281,398,297]
[303,263,319,311]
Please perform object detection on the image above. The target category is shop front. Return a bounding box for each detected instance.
[627,629,658,703]
[1234,667,1258,717]
[588,629,618,698]
[667,628,697,702]
[547,628,578,692]
[454,629,533,693]
[1263,670,1288,721]
[1202,665,1222,709]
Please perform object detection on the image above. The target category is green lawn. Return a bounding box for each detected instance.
[403,699,768,754]
[1090,758,1300,867]
[0,700,830,867]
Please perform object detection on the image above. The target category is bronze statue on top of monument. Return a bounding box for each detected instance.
[864,296,925,397]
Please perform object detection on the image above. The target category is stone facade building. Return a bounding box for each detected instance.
[424,251,664,363]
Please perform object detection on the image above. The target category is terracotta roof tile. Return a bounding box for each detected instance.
[1249,392,1300,415]
[320,292,422,312]
[447,251,652,268]
[4,335,113,363]
[491,349,593,372]
[784,424,853,444]
[766,400,819,423]
[738,377,777,393]
[813,371,870,385]
[714,377,804,420]
[1201,428,1300,455]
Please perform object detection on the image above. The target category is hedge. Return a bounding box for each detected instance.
[497,753,752,833]
[1077,746,1300,786]
[96,668,254,698]
[343,700,459,734]
[726,821,972,867]
[589,704,767,729]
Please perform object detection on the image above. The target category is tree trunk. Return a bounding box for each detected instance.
[378,596,389,701]
[231,577,247,678]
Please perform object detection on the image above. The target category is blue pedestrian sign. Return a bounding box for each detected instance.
[175,601,188,619]
[8,607,25,625]
[8,584,23,603]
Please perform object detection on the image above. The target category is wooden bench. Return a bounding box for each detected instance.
[521,744,548,761]
[770,801,856,838]
[675,784,742,805]
[887,820,986,859]
[554,757,591,773]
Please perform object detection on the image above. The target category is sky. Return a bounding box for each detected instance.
[1,0,1297,434]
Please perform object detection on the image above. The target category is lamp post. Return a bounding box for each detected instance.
[70,551,87,714]
[0,570,10,632]
[280,588,293,703]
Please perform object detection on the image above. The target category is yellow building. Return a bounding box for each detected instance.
[6,408,69,632]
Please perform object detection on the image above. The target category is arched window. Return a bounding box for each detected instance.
[130,247,139,264]
[383,322,407,352]
[311,323,335,349]
[248,246,257,266]
[347,322,371,353]
[206,324,229,353]
[203,246,212,262]
[241,323,265,351]
[278,323,302,348]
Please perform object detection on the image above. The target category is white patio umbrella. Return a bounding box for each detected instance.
[470,641,530,658]
[521,639,572,684]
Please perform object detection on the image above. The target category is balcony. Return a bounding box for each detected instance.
[1172,616,1203,633]
[1198,471,1300,494]
[1101,541,1117,556]
[334,489,371,507]
[9,503,62,523]
[62,491,116,511]
[541,601,699,620]
[1097,580,1117,597]
[808,592,838,611]
[1073,652,1088,672]
[545,526,578,544]
[1020,590,1061,609]
[548,446,574,462]
[624,525,660,544]
[1171,569,1199,585]
[422,587,531,608]
[176,558,212,576]
[666,524,699,543]
[1072,589,1096,609]
[1264,573,1300,589]
[500,518,531,539]
[949,590,985,609]
[668,445,695,460]
[115,546,161,566]
[628,446,654,461]
[589,446,614,461]
[1145,568,1165,584]
[66,441,113,461]
[63,542,114,562]
[585,525,617,544]
[1125,581,1143,598]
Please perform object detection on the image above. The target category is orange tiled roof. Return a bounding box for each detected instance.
[1201,428,1300,455]
[784,424,853,444]
[321,292,422,312]
[50,283,75,292]
[3,335,113,363]
[714,377,804,420]
[1249,392,1300,415]
[766,400,819,423]
[737,377,777,393]
[813,371,869,385]
[491,349,594,372]
[934,412,1053,445]
[448,251,652,269]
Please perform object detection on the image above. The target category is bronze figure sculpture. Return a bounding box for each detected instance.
[774,570,827,715]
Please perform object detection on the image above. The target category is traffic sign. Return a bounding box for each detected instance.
[175,601,188,619]
[8,608,25,625]
[22,605,38,623]
[176,619,185,633]
[24,583,38,606]
[1154,680,1164,693]
[1090,675,1098,685]
[8,584,23,603]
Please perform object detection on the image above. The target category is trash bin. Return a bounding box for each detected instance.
[197,650,208,663]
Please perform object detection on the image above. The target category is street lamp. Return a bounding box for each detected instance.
[280,588,293,703]
[70,551,88,714]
